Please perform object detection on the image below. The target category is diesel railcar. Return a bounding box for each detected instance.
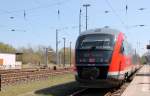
[74,28,140,88]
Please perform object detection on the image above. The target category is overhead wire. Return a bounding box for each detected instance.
[33,0,41,6]
[0,0,73,33]
[0,9,10,14]
[0,0,72,16]
[104,0,127,29]
[0,0,82,38]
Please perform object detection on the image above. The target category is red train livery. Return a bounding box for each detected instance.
[74,28,140,88]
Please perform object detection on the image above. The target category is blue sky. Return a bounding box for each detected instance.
[0,0,149,55]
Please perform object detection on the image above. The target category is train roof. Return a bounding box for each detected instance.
[79,28,121,37]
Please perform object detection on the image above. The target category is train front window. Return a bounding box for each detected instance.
[76,34,114,64]
[77,34,114,49]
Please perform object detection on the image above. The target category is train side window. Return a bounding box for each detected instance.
[121,46,124,54]
[120,42,124,54]
[123,40,130,55]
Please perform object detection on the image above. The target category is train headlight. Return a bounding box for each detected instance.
[80,58,86,62]
[104,59,109,62]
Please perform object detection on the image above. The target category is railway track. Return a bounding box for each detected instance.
[69,67,141,96]
[69,71,137,96]
[69,82,130,96]
[70,88,88,96]
[69,88,110,96]
[0,68,73,90]
[0,68,72,74]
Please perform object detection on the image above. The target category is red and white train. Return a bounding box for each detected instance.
[74,28,141,88]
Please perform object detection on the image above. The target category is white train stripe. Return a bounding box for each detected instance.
[108,67,133,75]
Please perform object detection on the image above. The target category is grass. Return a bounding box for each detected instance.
[0,73,75,96]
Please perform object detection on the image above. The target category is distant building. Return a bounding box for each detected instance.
[0,53,22,69]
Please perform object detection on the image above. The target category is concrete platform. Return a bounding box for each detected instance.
[122,65,150,96]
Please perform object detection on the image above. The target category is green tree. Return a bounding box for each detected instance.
[141,55,147,64]
[18,45,56,65]
[0,42,16,53]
